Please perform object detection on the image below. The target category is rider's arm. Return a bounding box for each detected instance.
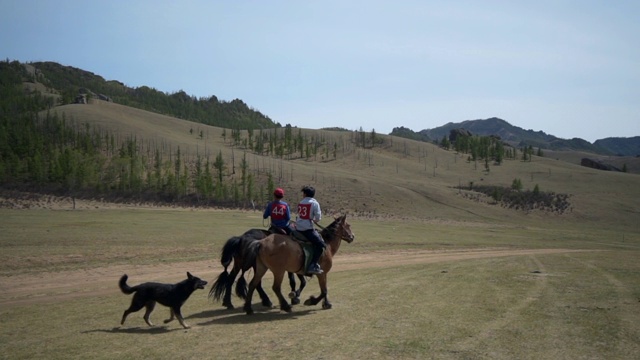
[262,203,271,219]
[312,201,322,223]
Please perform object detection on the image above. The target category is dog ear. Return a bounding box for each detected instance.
[187,272,193,279]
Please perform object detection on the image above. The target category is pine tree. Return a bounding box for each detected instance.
[240,152,248,198]
[511,178,523,191]
[213,150,225,184]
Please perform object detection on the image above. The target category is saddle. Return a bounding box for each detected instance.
[268,226,322,274]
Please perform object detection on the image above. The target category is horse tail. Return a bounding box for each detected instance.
[234,240,261,299]
[235,270,248,299]
[208,267,229,301]
[244,239,261,270]
[220,236,242,267]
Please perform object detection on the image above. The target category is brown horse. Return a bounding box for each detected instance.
[242,214,355,314]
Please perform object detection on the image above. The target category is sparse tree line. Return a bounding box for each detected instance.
[458,178,571,214]
[0,108,272,206]
[438,133,543,169]
[219,124,379,163]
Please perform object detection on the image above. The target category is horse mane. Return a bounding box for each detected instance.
[320,214,345,241]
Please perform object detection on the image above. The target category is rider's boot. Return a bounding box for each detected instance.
[306,245,324,275]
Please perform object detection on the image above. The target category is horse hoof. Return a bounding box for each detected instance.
[322,303,332,310]
[243,305,253,315]
[262,301,273,308]
[291,297,300,305]
[281,305,292,313]
[223,303,234,310]
[304,299,312,306]
[288,291,296,299]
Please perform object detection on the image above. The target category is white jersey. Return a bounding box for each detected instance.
[295,197,321,231]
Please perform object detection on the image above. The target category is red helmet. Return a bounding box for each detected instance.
[274,188,284,198]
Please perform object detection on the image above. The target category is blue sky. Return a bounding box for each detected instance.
[1,0,638,142]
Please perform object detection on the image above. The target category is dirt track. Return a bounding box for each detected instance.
[0,248,586,308]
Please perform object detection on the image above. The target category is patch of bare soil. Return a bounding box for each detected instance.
[0,248,586,308]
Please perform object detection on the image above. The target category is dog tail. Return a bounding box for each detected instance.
[118,274,136,295]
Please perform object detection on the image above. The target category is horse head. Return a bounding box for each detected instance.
[337,214,355,243]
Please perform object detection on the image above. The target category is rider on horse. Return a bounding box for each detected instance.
[295,185,326,275]
[263,188,293,235]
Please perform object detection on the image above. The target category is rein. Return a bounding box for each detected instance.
[313,222,327,231]
[316,219,351,242]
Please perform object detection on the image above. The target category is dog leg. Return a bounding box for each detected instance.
[143,301,156,327]
[164,309,175,324]
[121,310,132,326]
[173,308,190,329]
[121,297,146,326]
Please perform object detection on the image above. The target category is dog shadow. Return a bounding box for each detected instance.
[83,326,183,335]
[83,304,319,334]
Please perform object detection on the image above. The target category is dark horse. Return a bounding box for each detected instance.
[241,214,355,314]
[209,229,308,309]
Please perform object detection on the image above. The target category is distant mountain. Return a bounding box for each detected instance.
[593,137,640,156]
[391,117,631,155]
[388,126,431,142]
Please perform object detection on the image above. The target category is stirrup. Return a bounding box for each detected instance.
[306,264,323,275]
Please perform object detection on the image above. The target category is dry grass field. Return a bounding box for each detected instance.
[0,209,639,360]
[1,100,639,359]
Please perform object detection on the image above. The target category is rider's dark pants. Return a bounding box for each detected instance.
[299,229,326,265]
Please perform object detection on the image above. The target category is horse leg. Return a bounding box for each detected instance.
[287,272,300,305]
[296,274,307,299]
[304,273,331,309]
[243,262,268,315]
[272,271,292,313]
[289,273,307,305]
[223,266,240,309]
[256,280,273,308]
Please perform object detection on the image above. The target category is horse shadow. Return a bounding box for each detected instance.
[193,306,318,326]
[184,307,234,319]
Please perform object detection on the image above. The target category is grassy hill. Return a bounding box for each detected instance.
[23,61,280,130]
[32,99,639,233]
